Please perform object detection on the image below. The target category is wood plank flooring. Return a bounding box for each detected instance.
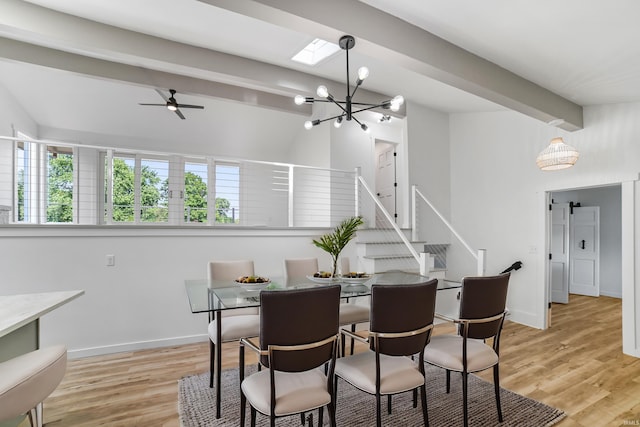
[37,294,639,426]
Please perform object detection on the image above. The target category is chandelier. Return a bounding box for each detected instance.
[294,35,404,132]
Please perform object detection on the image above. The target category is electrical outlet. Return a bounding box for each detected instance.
[106,255,115,267]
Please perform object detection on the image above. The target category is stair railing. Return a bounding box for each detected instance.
[412,185,486,276]
[355,171,420,265]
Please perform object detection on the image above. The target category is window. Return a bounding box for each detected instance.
[140,158,168,223]
[109,155,135,223]
[12,137,74,224]
[215,163,239,224]
[46,146,73,223]
[0,136,357,227]
[184,161,208,223]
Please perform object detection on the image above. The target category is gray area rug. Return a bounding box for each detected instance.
[178,365,565,426]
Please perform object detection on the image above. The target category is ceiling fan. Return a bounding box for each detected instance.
[139,89,204,120]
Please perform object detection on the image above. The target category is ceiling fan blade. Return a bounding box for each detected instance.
[176,104,204,109]
[139,103,166,106]
[155,89,169,102]
[175,109,186,120]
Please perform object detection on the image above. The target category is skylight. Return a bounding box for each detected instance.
[291,38,340,65]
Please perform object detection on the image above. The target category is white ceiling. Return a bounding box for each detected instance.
[1,0,639,145]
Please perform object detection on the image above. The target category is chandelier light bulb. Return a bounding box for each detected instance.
[361,123,369,133]
[304,120,313,130]
[357,66,369,81]
[389,95,405,112]
[316,85,329,98]
[294,95,305,105]
[334,117,343,128]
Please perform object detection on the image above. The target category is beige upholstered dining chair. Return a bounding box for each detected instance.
[334,279,438,427]
[283,257,370,355]
[423,273,511,427]
[239,285,341,427]
[207,259,261,419]
[0,345,67,427]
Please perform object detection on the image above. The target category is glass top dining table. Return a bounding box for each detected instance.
[185,271,461,314]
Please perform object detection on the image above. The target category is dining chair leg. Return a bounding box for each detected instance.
[387,394,392,414]
[328,400,337,427]
[420,383,430,427]
[462,371,469,427]
[216,338,222,418]
[300,412,306,425]
[209,340,215,388]
[376,392,382,427]
[250,406,257,427]
[413,388,418,408]
[240,391,247,427]
[493,364,503,422]
[350,324,356,355]
[318,406,324,426]
[445,369,451,393]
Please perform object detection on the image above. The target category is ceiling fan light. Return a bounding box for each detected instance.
[167,104,177,111]
[536,137,579,171]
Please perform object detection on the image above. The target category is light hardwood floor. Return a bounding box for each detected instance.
[37,294,639,426]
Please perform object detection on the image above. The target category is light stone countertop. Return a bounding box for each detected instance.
[0,290,84,337]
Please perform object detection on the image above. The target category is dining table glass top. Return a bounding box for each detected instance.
[185,271,461,314]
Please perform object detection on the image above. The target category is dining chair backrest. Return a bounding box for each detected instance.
[283,257,318,281]
[369,279,438,356]
[458,273,510,340]
[208,260,255,281]
[259,285,341,372]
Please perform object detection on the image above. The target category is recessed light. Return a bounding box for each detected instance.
[291,38,340,65]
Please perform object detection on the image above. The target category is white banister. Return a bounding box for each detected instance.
[413,186,479,261]
[359,176,420,262]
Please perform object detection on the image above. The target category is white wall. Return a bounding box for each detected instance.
[448,103,640,356]
[552,186,622,298]
[405,102,452,244]
[0,228,353,358]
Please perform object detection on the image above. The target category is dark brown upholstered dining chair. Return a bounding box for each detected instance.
[283,257,369,355]
[239,285,341,427]
[423,273,510,427]
[334,279,438,427]
[208,260,260,419]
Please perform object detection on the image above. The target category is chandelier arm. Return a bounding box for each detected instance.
[316,113,347,124]
[325,97,350,116]
[351,102,392,114]
[350,114,365,127]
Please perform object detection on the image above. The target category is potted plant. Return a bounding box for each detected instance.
[312,216,364,278]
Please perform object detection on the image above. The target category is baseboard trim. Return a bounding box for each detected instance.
[68,334,209,359]
[599,290,622,299]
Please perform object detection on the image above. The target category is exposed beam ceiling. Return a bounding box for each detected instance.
[199,0,583,131]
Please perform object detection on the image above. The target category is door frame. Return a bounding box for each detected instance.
[541,177,638,357]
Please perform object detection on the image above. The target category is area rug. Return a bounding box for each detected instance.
[178,365,565,426]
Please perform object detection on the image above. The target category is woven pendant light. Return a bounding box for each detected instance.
[536,137,579,171]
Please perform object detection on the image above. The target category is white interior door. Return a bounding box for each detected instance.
[569,206,600,296]
[375,142,396,226]
[550,203,570,304]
